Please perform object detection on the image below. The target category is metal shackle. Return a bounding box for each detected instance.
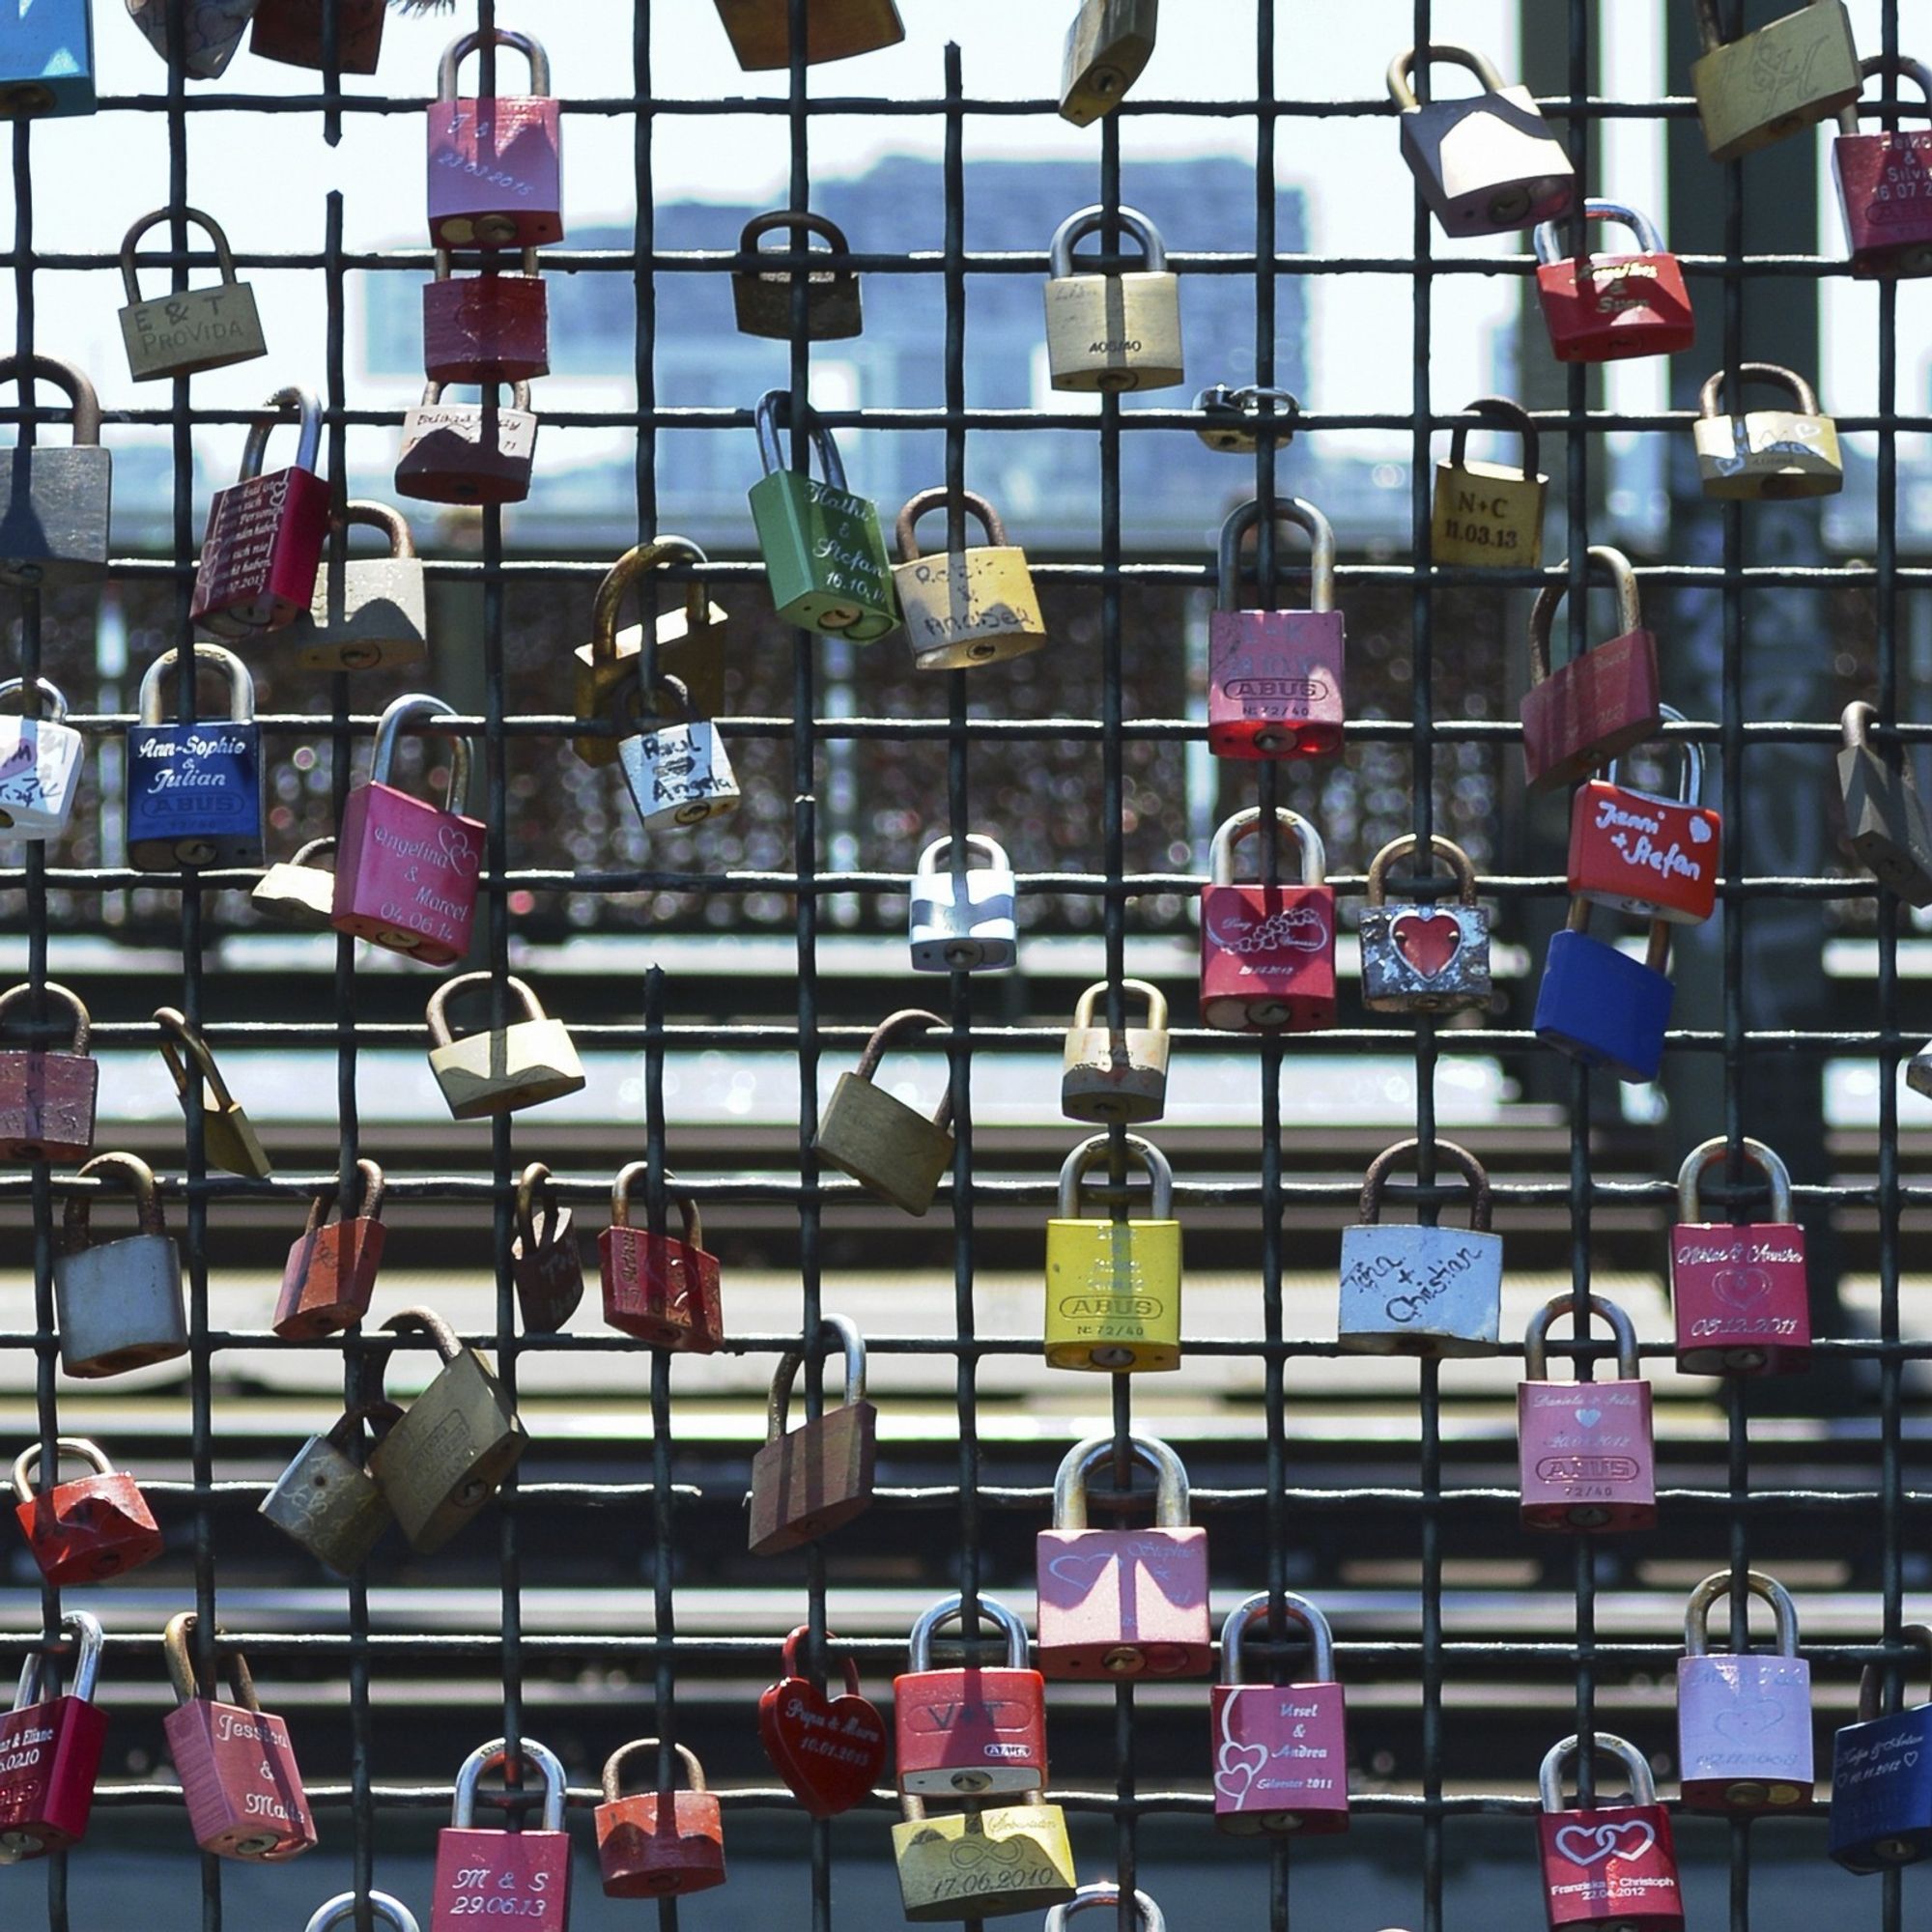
[1069,979,1168,1035]
[848,1009,953,1132]
[118,206,242,305]
[588,536,711,662]
[0,356,100,448]
[1386,43,1511,112]
[1697,362,1823,423]
[431,246,541,283]
[1532,198,1663,266]
[1841,698,1895,755]
[1538,1732,1656,1810]
[1058,1133,1174,1221]
[163,1610,263,1713]
[1048,204,1167,279]
[739,207,852,261]
[369,693,473,816]
[238,385,322,481]
[601,1737,706,1804]
[451,1736,568,1831]
[1447,396,1538,479]
[1363,834,1478,912]
[303,1891,421,1932]
[1045,1884,1167,1932]
[424,972,549,1048]
[438,29,550,99]
[1684,1570,1801,1659]
[14,1609,103,1712]
[766,1314,867,1441]
[610,1161,702,1249]
[1561,895,1673,976]
[515,1159,566,1247]
[1605,703,1703,809]
[1676,1137,1793,1225]
[1357,1138,1492,1233]
[1215,497,1336,614]
[1527,547,1642,684]
[329,499,418,563]
[0,676,69,724]
[753,388,848,491]
[64,1152,166,1248]
[915,833,1011,880]
[1052,1433,1191,1532]
[1208,806,1327,889]
[1523,1293,1640,1382]
[1858,1624,1932,1721]
[153,1007,241,1112]
[11,1435,113,1504]
[1219,1590,1335,1687]
[138,642,256,726]
[383,1304,467,1372]
[416,379,534,412]
[907,1592,1030,1673]
[303,1157,386,1236]
[1195,383,1298,439]
[0,980,89,1055]
[1839,54,1932,135]
[325,1401,405,1458]
[895,488,1007,560]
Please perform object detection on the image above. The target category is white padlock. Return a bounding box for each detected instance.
[908,833,1018,972]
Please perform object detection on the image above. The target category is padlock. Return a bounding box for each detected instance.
[1337,1139,1503,1357]
[426,30,563,249]
[1043,1134,1181,1373]
[154,1006,271,1179]
[1036,1433,1211,1678]
[1670,1137,1809,1376]
[249,0,384,73]
[1194,383,1298,454]
[893,488,1046,671]
[0,1612,106,1861]
[252,838,338,928]
[600,1165,723,1351]
[758,1625,889,1817]
[1838,699,1932,904]
[425,973,586,1121]
[1518,1293,1657,1532]
[1062,979,1169,1123]
[733,210,862,339]
[1042,204,1184,392]
[748,1315,876,1555]
[513,1160,584,1333]
[710,0,903,71]
[161,1611,317,1862]
[1911,1044,1932,1100]
[1045,1885,1166,1932]
[303,1891,420,1932]
[0,356,110,585]
[1536,1732,1683,1932]
[1432,396,1546,569]
[620,674,740,832]
[1692,362,1843,500]
[891,1789,1077,1921]
[124,0,257,79]
[1532,200,1696,364]
[11,1438,162,1584]
[258,1401,401,1575]
[1534,898,1675,1086]
[423,250,549,384]
[55,1152,188,1378]
[1211,1591,1349,1834]
[432,1739,571,1932]
[369,1305,527,1553]
[126,643,264,870]
[595,1739,725,1897]
[909,834,1018,972]
[749,388,898,640]
[1831,1623,1932,1871]
[1060,0,1156,127]
[0,0,93,115]
[1199,806,1336,1032]
[1520,546,1662,792]
[292,501,430,672]
[1359,835,1492,1013]
[0,678,84,840]
[1834,57,1932,278]
[1677,1570,1813,1812]
[0,980,96,1163]
[1387,43,1577,237]
[1568,708,1719,925]
[273,1158,386,1340]
[1208,497,1345,759]
[1690,0,1861,163]
[895,1594,1046,1797]
[813,1009,955,1215]
[395,380,538,506]
[332,693,483,966]
[117,206,266,383]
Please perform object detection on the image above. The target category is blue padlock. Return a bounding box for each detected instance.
[1532,895,1673,1084]
[1831,1625,1932,1874]
[126,643,264,871]
[0,0,95,118]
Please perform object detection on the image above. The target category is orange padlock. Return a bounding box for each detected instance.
[595,1740,726,1898]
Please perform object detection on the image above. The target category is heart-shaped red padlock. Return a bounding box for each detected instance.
[756,1625,889,1818]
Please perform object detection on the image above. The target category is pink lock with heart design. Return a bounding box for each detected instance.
[1358,834,1492,1013]
[1518,1293,1656,1533]
[1210,1591,1348,1834]
[1537,1732,1683,1932]
[1676,1569,1813,1812]
[1670,1137,1810,1376]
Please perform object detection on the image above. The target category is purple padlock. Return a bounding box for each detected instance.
[1517,1293,1656,1533]
[1677,1569,1813,1813]
[1209,1591,1349,1834]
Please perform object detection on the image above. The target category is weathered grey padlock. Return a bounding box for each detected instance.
[154,1007,270,1179]
[1838,700,1932,905]
[54,1152,187,1378]
[733,210,862,339]
[814,1009,955,1216]
[251,838,337,930]
[1693,363,1843,500]
[1432,396,1545,569]
[1358,834,1492,1013]
[289,501,428,671]
[1042,205,1183,393]
[1062,980,1169,1123]
[893,489,1047,671]
[425,974,587,1121]
[117,207,266,384]
[258,1402,402,1575]
[1195,383,1297,454]
[909,834,1018,973]
[0,678,85,840]
[1059,0,1156,127]
[1690,0,1861,163]
[0,355,111,587]
[619,674,740,832]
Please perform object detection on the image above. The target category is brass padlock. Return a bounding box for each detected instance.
[892,488,1046,671]
[747,1315,877,1556]
[1839,700,1932,904]
[1194,383,1297,454]
[1690,0,1861,162]
[732,210,862,339]
[118,206,267,384]
[1042,204,1184,393]
[258,1402,402,1575]
[425,973,587,1122]
[290,501,428,671]
[251,838,337,930]
[1062,979,1170,1123]
[813,1009,955,1216]
[1692,362,1843,500]
[368,1305,527,1554]
[1059,0,1156,128]
[154,1008,270,1179]
[710,0,904,71]
[1432,396,1546,569]
[892,1789,1078,1921]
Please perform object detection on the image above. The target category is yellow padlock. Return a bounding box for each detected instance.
[891,488,1046,671]
[1431,396,1545,569]
[892,1790,1077,1921]
[1043,1133,1180,1373]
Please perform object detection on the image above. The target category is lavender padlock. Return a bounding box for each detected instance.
[1210,1591,1349,1834]
[1517,1292,1656,1533]
[1677,1570,1813,1813]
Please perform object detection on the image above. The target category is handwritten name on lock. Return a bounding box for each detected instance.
[368,817,479,946]
[1589,791,1714,889]
[1341,1234,1489,1326]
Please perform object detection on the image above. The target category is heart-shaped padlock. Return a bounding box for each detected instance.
[756,1625,889,1818]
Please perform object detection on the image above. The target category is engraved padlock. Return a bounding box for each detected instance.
[601,1166,723,1351]
[1061,979,1169,1123]
[620,674,741,832]
[425,29,562,249]
[595,1739,726,1898]
[893,488,1046,671]
[155,1006,271,1179]
[1211,1591,1349,1834]
[0,356,110,585]
[1195,382,1297,454]
[126,643,264,870]
[1838,698,1932,903]
[292,501,429,671]
[709,0,903,71]
[1834,56,1932,279]
[1060,0,1157,127]
[432,1739,571,1932]
[0,1611,107,1861]
[1677,1570,1813,1813]
[1692,362,1843,500]
[813,1009,955,1215]
[252,838,338,930]
[1432,396,1546,568]
[733,210,862,339]
[1518,1293,1657,1532]
[1537,1731,1683,1932]
[395,380,538,506]
[117,206,266,383]
[1831,1623,1932,1872]
[1358,835,1492,1013]
[1042,204,1183,392]
[895,1594,1046,1797]
[54,1152,188,1378]
[423,249,549,385]
[909,834,1018,972]
[0,678,84,840]
[1568,707,1720,925]
[757,1624,889,1817]
[1200,806,1336,1032]
[747,1315,877,1556]
[273,1157,386,1339]
[0,980,98,1162]
[1690,0,1861,162]
[513,1160,584,1333]
[11,1438,162,1585]
[124,0,257,79]
[258,1401,402,1574]
[1043,1134,1181,1373]
[891,1787,1077,1921]
[425,973,587,1121]
[1532,200,1695,364]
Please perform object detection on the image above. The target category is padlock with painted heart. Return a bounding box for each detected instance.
[1536,1732,1683,1932]
[1669,1137,1809,1376]
[1358,834,1491,1013]
[757,1625,888,1817]
[1209,1592,1348,1833]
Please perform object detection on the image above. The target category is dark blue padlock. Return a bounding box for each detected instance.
[1831,1625,1932,1875]
[126,644,264,871]
[1532,896,1673,1084]
[0,0,94,118]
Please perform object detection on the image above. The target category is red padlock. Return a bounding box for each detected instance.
[12,1437,163,1586]
[161,1612,317,1862]
[595,1739,726,1899]
[512,1160,584,1333]
[395,381,538,506]
[895,1593,1046,1797]
[757,1626,889,1818]
[426,30,564,250]
[0,980,98,1163]
[423,250,550,384]
[1518,1293,1657,1534]
[1532,199,1695,363]
[1207,497,1346,759]
[249,0,384,74]
[1211,1592,1349,1835]
[1833,55,1932,279]
[1537,1732,1683,1932]
[0,1612,107,1860]
[273,1158,386,1341]
[433,1739,572,1932]
[1671,1138,1810,1376]
[600,1164,724,1351]
[1200,807,1336,1033]
[1567,708,1719,925]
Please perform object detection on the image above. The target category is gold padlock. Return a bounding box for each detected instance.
[892,1790,1078,1921]
[1061,979,1169,1123]
[1043,1133,1181,1373]
[251,837,337,930]
[1042,204,1184,393]
[425,973,587,1122]
[1692,362,1843,501]
[154,1007,270,1179]
[1690,0,1861,162]
[892,488,1046,671]
[1059,0,1157,128]
[1431,396,1546,569]
[813,1009,954,1216]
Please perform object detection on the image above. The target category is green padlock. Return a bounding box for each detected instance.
[747,388,897,642]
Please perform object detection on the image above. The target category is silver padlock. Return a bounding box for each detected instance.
[1042,204,1184,392]
[54,1152,188,1379]
[1677,1569,1814,1813]
[290,501,429,671]
[303,1893,420,1932]
[1337,1139,1502,1357]
[258,1402,403,1575]
[618,673,740,832]
[1194,384,1298,454]
[1062,979,1170,1123]
[251,837,337,930]
[0,678,85,840]
[908,834,1017,972]
[1358,834,1492,1013]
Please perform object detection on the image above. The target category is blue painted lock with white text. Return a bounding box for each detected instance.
[1533,898,1672,1084]
[126,645,264,871]
[1831,1626,1932,1874]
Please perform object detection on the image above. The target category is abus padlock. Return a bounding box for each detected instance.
[303,1892,419,1932]
[258,1401,400,1575]
[1832,1624,1932,1871]
[249,0,384,73]
[710,0,903,71]
[0,0,92,116]
[601,1165,723,1351]
[814,1009,955,1215]
[909,834,1018,972]
[0,1612,106,1861]
[293,501,429,672]
[1690,0,1861,162]
[12,1438,162,1584]
[426,30,562,249]
[1677,1570,1813,1812]
[1432,396,1546,569]
[1062,979,1169,1123]
[1671,1137,1809,1375]
[161,1611,317,1861]
[1518,1293,1656,1532]
[425,972,586,1121]
[1211,1591,1349,1834]
[0,355,110,585]
[1337,1138,1503,1357]
[1043,1133,1181,1373]
[733,210,862,339]
[1533,200,1695,364]
[1520,545,1662,792]
[395,380,538,505]
[117,206,266,383]
[892,1789,1077,1921]
[747,1314,877,1556]
[155,1006,270,1179]
[1200,806,1336,1032]
[758,1625,889,1816]
[433,1739,571,1932]
[1208,497,1345,759]
[749,388,898,640]
[1537,1732,1683,1932]
[1569,708,1719,926]
[620,673,740,832]
[596,1739,725,1897]
[895,1594,1046,1798]
[0,980,96,1163]
[0,678,84,840]
[273,1157,386,1339]
[1692,362,1843,500]
[513,1160,583,1333]
[1838,698,1932,903]
[1387,43,1576,237]
[1036,1433,1211,1679]
[1834,57,1932,278]
[55,1151,188,1378]
[1042,204,1183,392]
[1060,0,1156,127]
[1359,834,1492,1013]
[252,838,337,929]
[1534,899,1674,1086]
[369,1305,527,1553]
[125,0,256,78]
[893,488,1046,671]
[1195,383,1298,454]
[126,642,263,870]
[423,250,549,384]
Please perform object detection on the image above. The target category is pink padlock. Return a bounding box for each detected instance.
[1670,1137,1810,1376]
[1518,1293,1656,1534]
[1833,56,1932,279]
[0,1612,107,1860]
[1537,1733,1683,1932]
[1210,1591,1349,1835]
[1676,1570,1813,1813]
[426,31,563,249]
